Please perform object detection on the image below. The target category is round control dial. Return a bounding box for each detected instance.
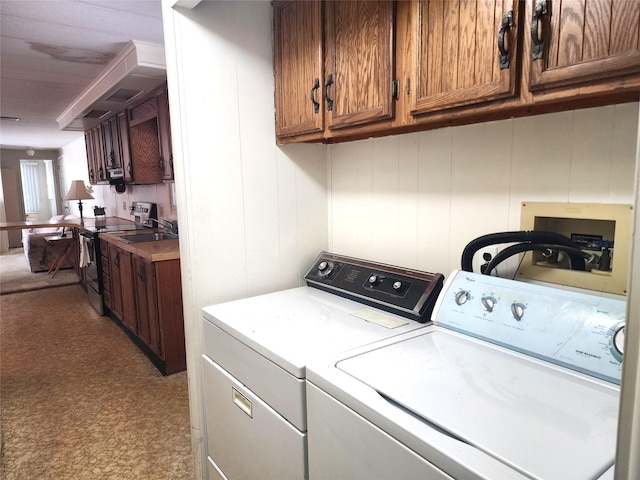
[455,290,469,305]
[481,296,496,313]
[511,302,525,321]
[393,281,402,291]
[610,325,625,362]
[318,261,333,277]
[368,275,380,285]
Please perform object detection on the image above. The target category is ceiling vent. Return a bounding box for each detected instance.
[105,88,143,103]
[83,109,111,119]
[57,40,166,131]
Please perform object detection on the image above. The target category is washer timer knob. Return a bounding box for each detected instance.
[368,275,379,285]
[393,281,402,291]
[481,296,496,313]
[511,302,525,321]
[318,261,334,277]
[610,325,625,362]
[455,290,470,305]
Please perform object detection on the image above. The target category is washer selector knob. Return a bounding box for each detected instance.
[393,281,403,291]
[318,261,334,277]
[610,325,625,362]
[481,296,496,313]
[455,290,470,306]
[368,274,380,285]
[511,302,525,321]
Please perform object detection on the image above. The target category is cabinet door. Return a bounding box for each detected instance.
[325,0,396,130]
[134,256,162,358]
[109,244,124,320]
[273,1,324,139]
[92,125,108,183]
[156,87,174,181]
[84,131,97,185]
[410,0,520,115]
[529,0,640,91]
[118,248,137,333]
[117,112,133,183]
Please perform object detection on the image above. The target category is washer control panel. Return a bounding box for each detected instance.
[434,270,627,384]
[305,251,444,323]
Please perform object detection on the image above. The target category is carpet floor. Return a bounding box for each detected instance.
[0,285,193,479]
[0,248,78,295]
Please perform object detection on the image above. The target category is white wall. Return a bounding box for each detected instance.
[59,135,175,222]
[328,103,639,277]
[162,1,327,477]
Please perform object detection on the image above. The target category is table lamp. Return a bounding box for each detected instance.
[64,180,94,220]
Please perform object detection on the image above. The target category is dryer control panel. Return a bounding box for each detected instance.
[305,251,444,323]
[434,270,627,384]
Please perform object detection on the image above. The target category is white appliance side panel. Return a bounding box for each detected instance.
[307,382,453,480]
[201,356,306,480]
[206,456,228,480]
[202,317,306,430]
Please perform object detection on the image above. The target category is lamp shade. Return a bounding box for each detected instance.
[64,180,94,201]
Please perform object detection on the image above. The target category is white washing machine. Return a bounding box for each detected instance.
[306,270,626,480]
[201,252,444,480]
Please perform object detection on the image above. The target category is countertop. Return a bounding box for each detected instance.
[98,230,180,262]
[0,216,136,231]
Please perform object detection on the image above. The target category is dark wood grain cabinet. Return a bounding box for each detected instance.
[273,0,395,142]
[528,0,640,91]
[84,83,172,185]
[273,0,640,144]
[103,240,185,375]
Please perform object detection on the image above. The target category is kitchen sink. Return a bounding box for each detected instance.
[119,232,178,243]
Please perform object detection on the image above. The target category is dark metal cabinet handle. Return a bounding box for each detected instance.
[498,11,513,70]
[137,266,145,280]
[127,163,132,175]
[114,254,120,267]
[324,74,334,112]
[89,169,94,181]
[159,157,164,171]
[310,78,320,113]
[531,0,547,60]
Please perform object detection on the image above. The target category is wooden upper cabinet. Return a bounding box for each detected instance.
[529,0,640,91]
[410,0,521,115]
[325,0,395,130]
[273,1,324,139]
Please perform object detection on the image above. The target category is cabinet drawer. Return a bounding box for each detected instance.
[201,355,306,480]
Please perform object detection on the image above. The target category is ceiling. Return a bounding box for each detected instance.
[0,0,165,151]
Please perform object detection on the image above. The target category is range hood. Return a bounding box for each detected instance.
[57,40,166,131]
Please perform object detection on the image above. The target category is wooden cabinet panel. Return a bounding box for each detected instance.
[325,0,395,129]
[134,256,162,358]
[119,249,137,334]
[273,0,324,139]
[529,0,640,91]
[411,0,521,115]
[156,87,174,181]
[117,111,133,183]
[108,244,123,321]
[129,119,163,184]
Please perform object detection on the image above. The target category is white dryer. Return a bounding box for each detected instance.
[306,270,626,480]
[201,252,444,480]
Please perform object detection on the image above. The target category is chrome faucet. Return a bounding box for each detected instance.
[147,218,178,235]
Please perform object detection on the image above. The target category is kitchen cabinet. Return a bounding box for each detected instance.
[528,0,640,91]
[272,0,639,144]
[128,96,164,184]
[273,0,395,143]
[133,256,162,358]
[85,125,107,185]
[118,111,133,183]
[102,237,185,375]
[273,0,324,139]
[409,0,521,115]
[156,86,174,181]
[108,243,137,333]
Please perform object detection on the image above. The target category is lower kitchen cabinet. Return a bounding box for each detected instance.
[104,242,186,375]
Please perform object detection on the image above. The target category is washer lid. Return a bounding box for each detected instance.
[336,329,619,480]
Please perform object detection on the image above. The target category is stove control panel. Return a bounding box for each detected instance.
[434,270,627,384]
[305,251,444,323]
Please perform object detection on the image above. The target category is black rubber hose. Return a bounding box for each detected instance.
[484,243,589,274]
[460,231,585,272]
